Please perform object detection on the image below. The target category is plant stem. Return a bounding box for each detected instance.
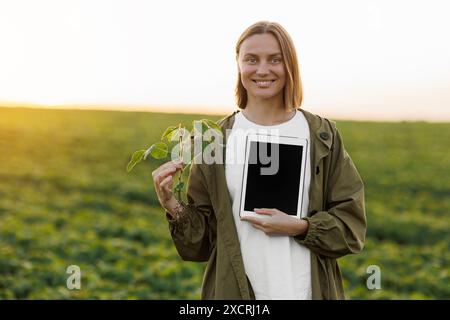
[177,123,183,203]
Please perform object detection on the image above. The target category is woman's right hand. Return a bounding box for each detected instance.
[151,159,184,215]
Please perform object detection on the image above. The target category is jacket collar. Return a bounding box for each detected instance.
[298,109,334,168]
[219,108,333,156]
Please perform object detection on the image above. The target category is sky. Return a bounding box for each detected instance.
[0,0,449,121]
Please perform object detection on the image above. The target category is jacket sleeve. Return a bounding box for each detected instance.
[165,162,216,262]
[294,126,367,259]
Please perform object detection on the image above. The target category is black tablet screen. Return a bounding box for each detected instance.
[243,141,304,216]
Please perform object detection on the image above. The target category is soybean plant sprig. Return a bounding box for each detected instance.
[126,118,223,205]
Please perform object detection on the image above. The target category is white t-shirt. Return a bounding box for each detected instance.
[225,110,312,300]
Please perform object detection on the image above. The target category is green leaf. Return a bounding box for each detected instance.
[126,150,146,172]
[202,140,211,152]
[161,126,178,141]
[202,119,223,136]
[203,130,216,143]
[169,127,190,142]
[174,181,184,192]
[191,119,207,135]
[144,142,168,160]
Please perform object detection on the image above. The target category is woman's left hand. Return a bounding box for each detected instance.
[240,208,309,236]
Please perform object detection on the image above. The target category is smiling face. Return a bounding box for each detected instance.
[237,33,286,104]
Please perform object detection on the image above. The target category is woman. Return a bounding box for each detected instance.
[151,21,366,300]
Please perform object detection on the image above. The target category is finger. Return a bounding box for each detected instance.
[159,166,180,180]
[251,223,266,233]
[154,170,173,192]
[152,160,183,178]
[166,158,184,169]
[154,178,164,197]
[240,216,253,223]
[160,175,173,191]
[154,166,181,184]
[253,208,274,215]
[157,176,174,203]
[241,216,263,227]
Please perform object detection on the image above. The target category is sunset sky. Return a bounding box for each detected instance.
[1,0,449,121]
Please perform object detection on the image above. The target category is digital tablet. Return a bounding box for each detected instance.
[239,133,308,219]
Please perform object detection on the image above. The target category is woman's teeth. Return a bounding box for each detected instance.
[253,80,275,87]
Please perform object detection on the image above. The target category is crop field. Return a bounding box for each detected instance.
[0,106,448,299]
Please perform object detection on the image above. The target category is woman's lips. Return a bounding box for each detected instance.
[252,80,276,88]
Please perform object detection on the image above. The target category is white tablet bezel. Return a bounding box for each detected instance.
[239,133,308,220]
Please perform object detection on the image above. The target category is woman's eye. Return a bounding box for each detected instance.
[244,57,281,64]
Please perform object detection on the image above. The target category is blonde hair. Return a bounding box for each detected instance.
[235,21,303,110]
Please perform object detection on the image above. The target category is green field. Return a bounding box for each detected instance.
[0,106,449,299]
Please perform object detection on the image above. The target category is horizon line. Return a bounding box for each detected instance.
[0,101,449,123]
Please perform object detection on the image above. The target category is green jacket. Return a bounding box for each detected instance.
[165,108,366,300]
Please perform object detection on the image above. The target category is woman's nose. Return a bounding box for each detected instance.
[256,62,270,76]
